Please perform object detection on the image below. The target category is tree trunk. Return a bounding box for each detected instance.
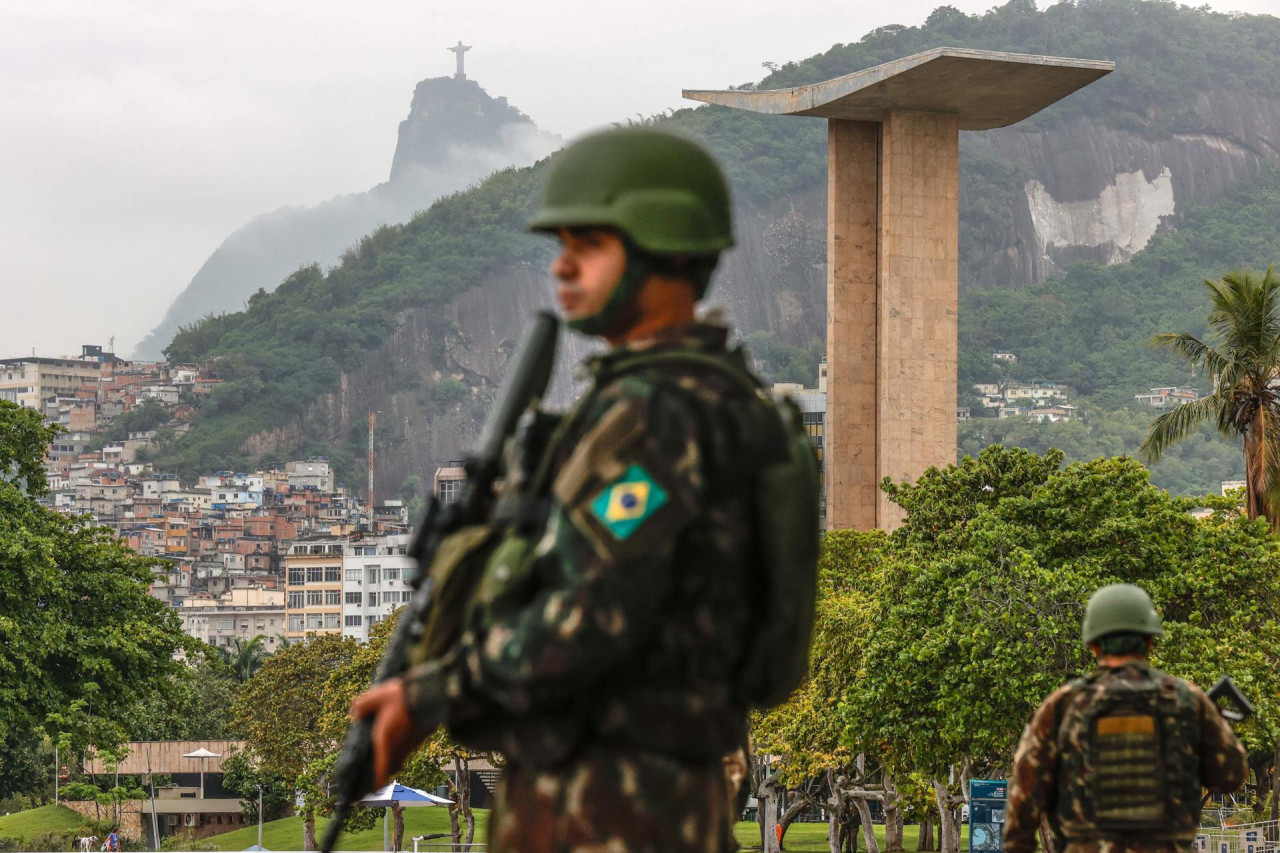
[828,809,841,853]
[1245,435,1268,523]
[392,803,404,852]
[853,797,880,853]
[761,780,780,853]
[917,816,934,852]
[932,779,961,853]
[883,774,904,853]
[448,799,461,849]
[778,795,810,850]
[460,753,475,851]
[1037,817,1058,853]
[302,810,316,852]
[1272,745,1280,835]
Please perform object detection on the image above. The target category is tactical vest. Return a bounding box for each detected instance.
[414,342,821,747]
[1055,666,1202,838]
[581,346,821,709]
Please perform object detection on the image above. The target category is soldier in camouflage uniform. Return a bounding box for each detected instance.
[1004,584,1247,853]
[353,128,801,852]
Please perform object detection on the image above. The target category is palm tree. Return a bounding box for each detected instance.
[1142,266,1280,524]
[220,634,270,683]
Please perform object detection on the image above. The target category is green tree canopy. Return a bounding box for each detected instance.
[828,446,1280,852]
[0,403,187,757]
[0,401,60,497]
[231,633,358,849]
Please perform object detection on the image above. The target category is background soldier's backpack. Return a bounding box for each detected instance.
[1056,669,1202,834]
[594,346,821,709]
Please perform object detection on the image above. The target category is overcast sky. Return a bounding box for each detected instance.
[2,0,1274,359]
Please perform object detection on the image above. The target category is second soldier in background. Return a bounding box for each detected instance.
[1004,583,1247,853]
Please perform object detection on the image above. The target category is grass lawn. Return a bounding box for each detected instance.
[735,821,970,851]
[209,811,969,851]
[0,804,98,838]
[206,809,489,851]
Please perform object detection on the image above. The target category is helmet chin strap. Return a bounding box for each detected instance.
[566,246,651,337]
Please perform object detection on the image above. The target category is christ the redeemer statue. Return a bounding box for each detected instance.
[449,41,471,80]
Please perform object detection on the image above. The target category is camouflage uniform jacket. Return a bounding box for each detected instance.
[1004,661,1247,853]
[407,322,766,768]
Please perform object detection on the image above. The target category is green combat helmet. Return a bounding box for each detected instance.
[529,127,734,335]
[1081,583,1164,646]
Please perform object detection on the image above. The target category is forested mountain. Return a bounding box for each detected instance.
[152,0,1280,498]
[132,77,560,359]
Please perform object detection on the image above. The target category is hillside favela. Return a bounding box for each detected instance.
[4,1,1280,852]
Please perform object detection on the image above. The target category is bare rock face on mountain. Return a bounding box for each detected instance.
[967,89,1280,288]
[133,76,560,359]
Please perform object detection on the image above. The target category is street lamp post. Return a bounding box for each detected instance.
[53,743,58,807]
[256,785,264,849]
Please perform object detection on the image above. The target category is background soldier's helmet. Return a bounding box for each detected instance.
[1081,583,1164,645]
[529,127,735,266]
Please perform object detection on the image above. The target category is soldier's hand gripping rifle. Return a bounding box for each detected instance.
[321,312,559,853]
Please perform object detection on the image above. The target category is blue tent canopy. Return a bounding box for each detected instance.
[357,781,452,808]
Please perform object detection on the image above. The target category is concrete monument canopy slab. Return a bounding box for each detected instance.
[682,48,1113,130]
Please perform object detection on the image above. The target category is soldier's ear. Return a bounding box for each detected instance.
[1087,642,1101,657]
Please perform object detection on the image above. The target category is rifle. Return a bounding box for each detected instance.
[320,311,559,853]
[1207,675,1255,723]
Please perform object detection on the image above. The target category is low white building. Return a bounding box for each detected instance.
[341,534,415,642]
[141,384,180,405]
[1029,405,1075,423]
[1135,386,1199,408]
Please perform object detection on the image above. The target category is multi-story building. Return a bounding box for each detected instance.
[286,458,333,492]
[1003,382,1068,406]
[0,354,102,410]
[180,587,286,650]
[341,534,415,642]
[283,536,345,638]
[773,361,827,527]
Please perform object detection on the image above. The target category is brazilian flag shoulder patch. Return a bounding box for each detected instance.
[589,464,668,541]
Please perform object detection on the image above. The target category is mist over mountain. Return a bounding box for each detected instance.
[133,76,560,359]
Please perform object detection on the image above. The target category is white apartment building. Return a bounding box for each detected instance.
[142,476,182,500]
[341,534,416,642]
[181,603,287,650]
[0,356,102,410]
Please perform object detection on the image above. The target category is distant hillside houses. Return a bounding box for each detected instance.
[1,341,427,655]
[975,380,1072,419]
[1135,386,1200,408]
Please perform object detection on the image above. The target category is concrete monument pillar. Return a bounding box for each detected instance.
[685,48,1112,529]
